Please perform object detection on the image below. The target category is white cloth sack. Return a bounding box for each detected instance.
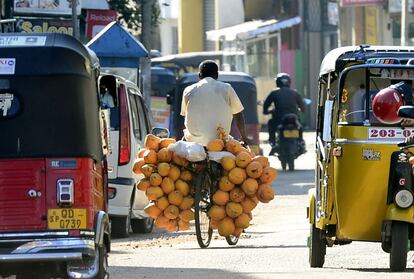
[207,151,235,163]
[167,141,207,162]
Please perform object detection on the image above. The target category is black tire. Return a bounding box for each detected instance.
[309,224,326,268]
[280,157,287,170]
[92,246,109,279]
[390,221,408,272]
[225,235,239,246]
[66,245,109,279]
[288,155,295,171]
[111,214,130,238]
[131,217,154,233]
[194,171,213,248]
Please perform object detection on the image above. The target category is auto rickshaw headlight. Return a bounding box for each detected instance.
[394,189,414,209]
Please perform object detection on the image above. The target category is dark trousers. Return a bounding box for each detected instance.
[267,118,279,146]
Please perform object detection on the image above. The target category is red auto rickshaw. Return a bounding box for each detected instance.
[0,33,110,278]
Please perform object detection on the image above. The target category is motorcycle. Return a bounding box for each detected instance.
[271,113,306,171]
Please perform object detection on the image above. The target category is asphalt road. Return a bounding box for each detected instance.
[108,132,414,279]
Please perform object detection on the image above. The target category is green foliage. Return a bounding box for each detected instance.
[108,0,160,33]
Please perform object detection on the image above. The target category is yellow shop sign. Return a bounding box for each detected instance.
[17,19,73,35]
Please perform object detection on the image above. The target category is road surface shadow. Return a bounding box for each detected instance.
[347,267,414,273]
[179,244,307,250]
[111,228,196,242]
[273,169,314,195]
[108,266,254,279]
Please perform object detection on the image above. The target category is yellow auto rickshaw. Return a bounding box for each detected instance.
[309,45,414,272]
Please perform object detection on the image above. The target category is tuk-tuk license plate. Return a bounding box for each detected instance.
[283,130,299,138]
[47,209,87,230]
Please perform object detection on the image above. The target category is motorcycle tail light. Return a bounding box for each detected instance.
[57,178,74,207]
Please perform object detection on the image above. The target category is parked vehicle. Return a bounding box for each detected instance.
[151,51,226,76]
[171,72,261,154]
[0,33,110,278]
[100,74,154,238]
[150,66,177,133]
[309,45,414,272]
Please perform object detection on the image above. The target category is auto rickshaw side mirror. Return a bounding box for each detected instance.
[151,127,170,138]
[398,106,414,119]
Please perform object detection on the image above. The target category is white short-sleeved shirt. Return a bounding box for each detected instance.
[180,77,244,146]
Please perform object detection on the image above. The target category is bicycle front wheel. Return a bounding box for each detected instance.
[194,171,213,248]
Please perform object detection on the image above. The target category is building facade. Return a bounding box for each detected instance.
[178,0,336,129]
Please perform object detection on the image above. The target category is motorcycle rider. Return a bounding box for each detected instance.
[263,73,306,156]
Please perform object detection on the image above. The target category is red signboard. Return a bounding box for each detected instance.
[340,0,383,6]
[86,9,117,40]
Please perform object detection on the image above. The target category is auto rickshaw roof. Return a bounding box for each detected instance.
[151,66,176,78]
[0,33,99,76]
[320,45,414,76]
[178,71,256,86]
[152,51,224,68]
[0,33,104,161]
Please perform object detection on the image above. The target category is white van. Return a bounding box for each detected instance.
[100,74,153,238]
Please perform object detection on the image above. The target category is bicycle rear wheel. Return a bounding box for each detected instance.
[225,235,239,246]
[194,171,213,248]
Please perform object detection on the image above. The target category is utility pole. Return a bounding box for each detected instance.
[401,0,408,46]
[141,0,153,50]
[140,0,153,109]
[72,0,79,39]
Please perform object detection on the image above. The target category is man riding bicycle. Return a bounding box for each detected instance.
[180,60,250,146]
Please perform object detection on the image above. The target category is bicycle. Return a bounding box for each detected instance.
[191,157,239,248]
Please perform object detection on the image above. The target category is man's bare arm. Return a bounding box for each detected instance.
[233,111,250,145]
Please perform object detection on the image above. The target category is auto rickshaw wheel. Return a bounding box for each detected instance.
[390,221,408,272]
[111,213,131,238]
[309,224,326,268]
[93,245,109,279]
[66,245,109,279]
